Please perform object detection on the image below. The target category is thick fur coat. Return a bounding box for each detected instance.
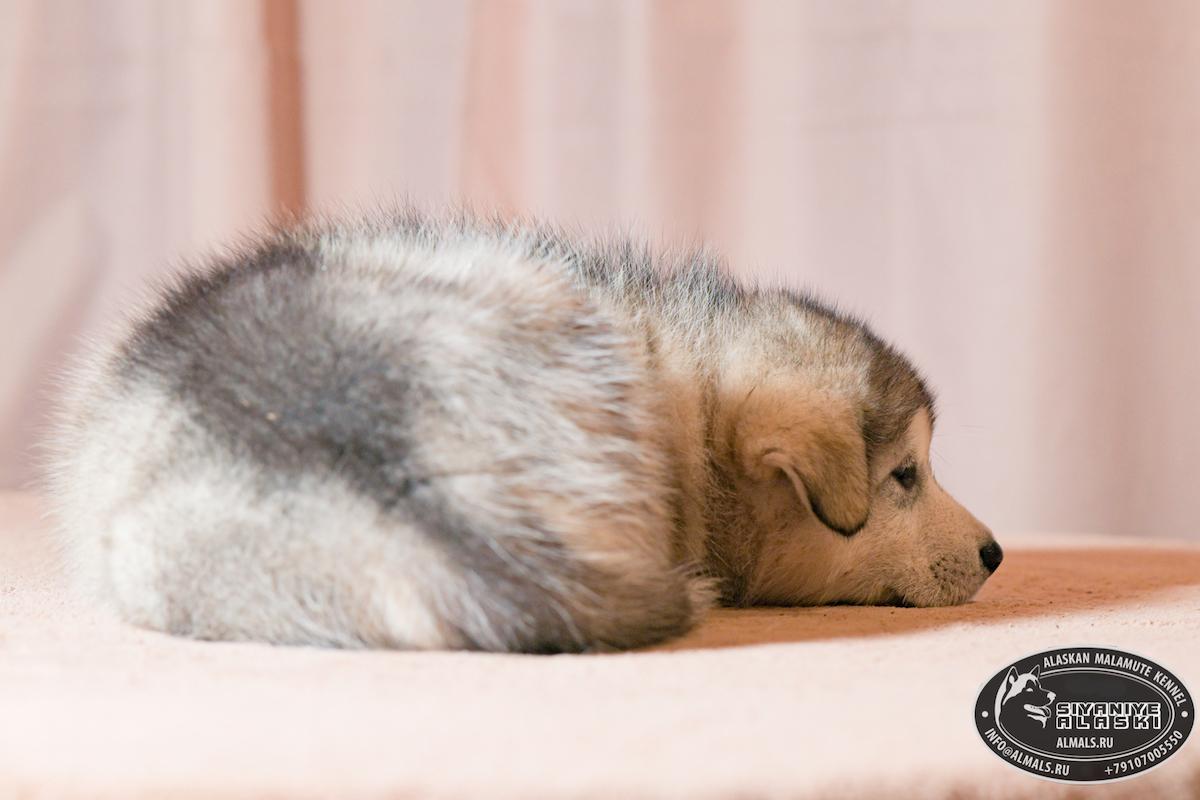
[47,209,1000,653]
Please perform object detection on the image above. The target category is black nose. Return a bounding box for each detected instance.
[979,540,1004,573]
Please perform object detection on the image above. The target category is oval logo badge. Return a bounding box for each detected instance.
[975,647,1192,782]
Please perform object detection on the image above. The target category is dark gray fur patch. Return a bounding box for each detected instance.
[861,332,936,455]
[121,238,424,507]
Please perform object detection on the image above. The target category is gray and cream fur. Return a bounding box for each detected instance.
[47,209,1001,653]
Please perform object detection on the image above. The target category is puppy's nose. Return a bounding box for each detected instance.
[979,540,1004,573]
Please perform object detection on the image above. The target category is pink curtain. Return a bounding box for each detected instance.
[2,0,1198,539]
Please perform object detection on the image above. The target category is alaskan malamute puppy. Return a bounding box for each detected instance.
[48,209,1001,653]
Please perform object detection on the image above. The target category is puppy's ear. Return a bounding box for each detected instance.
[1030,665,1041,679]
[1005,667,1019,687]
[734,388,870,536]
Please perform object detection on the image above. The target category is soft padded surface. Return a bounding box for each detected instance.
[2,491,1197,798]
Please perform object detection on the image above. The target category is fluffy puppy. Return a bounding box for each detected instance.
[47,209,1000,652]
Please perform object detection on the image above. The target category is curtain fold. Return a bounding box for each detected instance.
[1,0,1197,538]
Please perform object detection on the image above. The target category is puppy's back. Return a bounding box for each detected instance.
[48,220,704,652]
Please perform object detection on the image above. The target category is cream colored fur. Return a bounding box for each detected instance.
[47,211,997,652]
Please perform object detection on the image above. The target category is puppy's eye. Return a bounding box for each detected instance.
[891,464,918,490]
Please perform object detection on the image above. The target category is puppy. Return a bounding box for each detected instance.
[47,209,1001,652]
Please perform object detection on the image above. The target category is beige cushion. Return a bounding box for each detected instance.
[2,491,1196,798]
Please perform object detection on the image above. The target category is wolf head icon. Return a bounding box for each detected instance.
[995,664,1056,728]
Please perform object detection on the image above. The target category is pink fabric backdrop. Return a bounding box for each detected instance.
[2,1,1197,539]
